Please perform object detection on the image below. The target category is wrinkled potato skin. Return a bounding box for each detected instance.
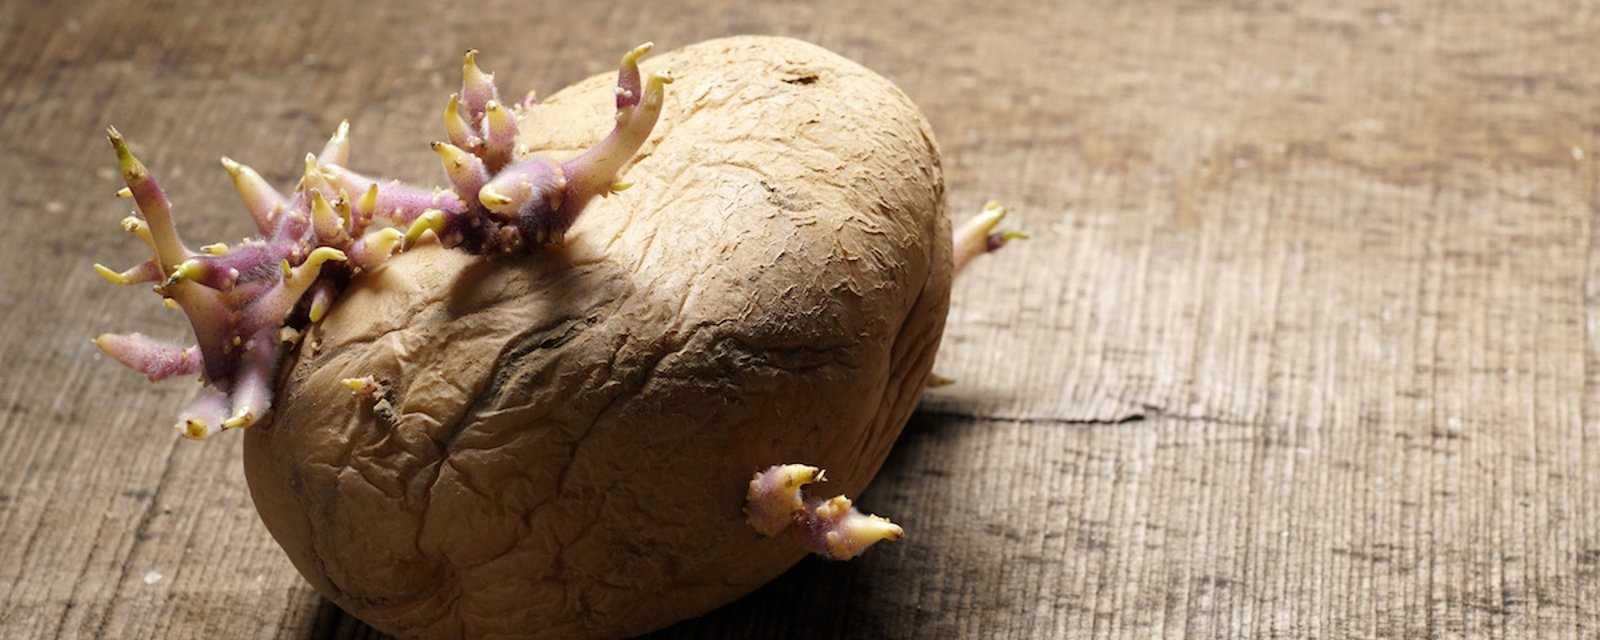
[244,36,951,639]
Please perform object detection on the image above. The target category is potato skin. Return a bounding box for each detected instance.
[244,36,951,639]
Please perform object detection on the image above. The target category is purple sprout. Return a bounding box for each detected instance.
[744,464,905,561]
[95,43,672,439]
[951,200,1027,275]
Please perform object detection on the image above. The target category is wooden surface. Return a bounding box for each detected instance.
[3,0,1598,637]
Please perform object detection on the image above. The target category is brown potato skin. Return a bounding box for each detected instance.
[244,36,951,640]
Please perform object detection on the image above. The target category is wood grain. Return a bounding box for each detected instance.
[2,0,1597,637]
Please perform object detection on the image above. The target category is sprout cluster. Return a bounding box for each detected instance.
[95,44,671,439]
[745,464,906,561]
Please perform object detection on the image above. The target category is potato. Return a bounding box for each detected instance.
[241,36,951,639]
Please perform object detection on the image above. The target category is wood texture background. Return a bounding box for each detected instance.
[2,0,1598,637]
